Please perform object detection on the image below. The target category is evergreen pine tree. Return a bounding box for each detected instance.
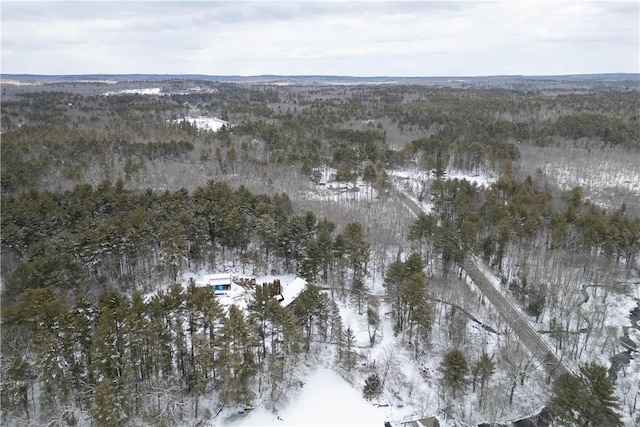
[384,260,405,334]
[193,284,223,380]
[329,301,343,345]
[316,221,335,284]
[408,212,437,259]
[551,362,623,427]
[158,220,188,281]
[338,327,358,372]
[350,276,368,315]
[401,271,428,344]
[146,293,174,380]
[411,298,433,356]
[0,356,34,419]
[248,284,280,366]
[190,333,212,418]
[363,373,382,400]
[441,348,469,399]
[294,284,323,351]
[580,363,622,426]
[299,238,322,283]
[341,222,371,282]
[92,379,126,427]
[218,305,257,406]
[265,305,303,411]
[122,291,149,415]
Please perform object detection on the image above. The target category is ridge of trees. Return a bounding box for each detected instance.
[1,181,370,303]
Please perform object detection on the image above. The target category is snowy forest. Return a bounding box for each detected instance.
[1,75,639,426]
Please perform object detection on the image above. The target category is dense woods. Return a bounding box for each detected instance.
[1,77,638,426]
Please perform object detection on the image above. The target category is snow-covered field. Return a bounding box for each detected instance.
[103,87,162,96]
[172,116,234,132]
[237,367,389,426]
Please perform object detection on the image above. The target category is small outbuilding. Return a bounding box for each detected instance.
[202,273,233,295]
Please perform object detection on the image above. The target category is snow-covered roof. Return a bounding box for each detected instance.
[279,277,308,307]
[201,273,232,287]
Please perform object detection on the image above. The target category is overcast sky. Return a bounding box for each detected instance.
[2,0,638,76]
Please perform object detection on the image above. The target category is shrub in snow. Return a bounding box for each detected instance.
[363,373,383,400]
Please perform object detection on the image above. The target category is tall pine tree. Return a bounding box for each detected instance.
[551,362,623,427]
[441,348,469,399]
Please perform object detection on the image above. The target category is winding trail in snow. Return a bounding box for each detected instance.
[390,184,575,381]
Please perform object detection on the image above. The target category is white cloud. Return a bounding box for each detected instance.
[1,0,638,76]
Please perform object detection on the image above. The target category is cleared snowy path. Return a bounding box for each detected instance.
[391,184,574,381]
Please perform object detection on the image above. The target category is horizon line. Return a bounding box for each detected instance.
[2,72,639,79]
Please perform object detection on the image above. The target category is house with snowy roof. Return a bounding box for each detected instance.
[276,277,308,308]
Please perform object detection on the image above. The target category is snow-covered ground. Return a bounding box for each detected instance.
[171,116,234,132]
[237,367,389,426]
[390,169,497,189]
[212,292,444,427]
[300,166,497,207]
[542,160,640,212]
[547,163,640,196]
[301,167,379,204]
[103,87,162,96]
[176,263,446,426]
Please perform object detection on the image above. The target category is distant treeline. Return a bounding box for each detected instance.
[2,84,639,198]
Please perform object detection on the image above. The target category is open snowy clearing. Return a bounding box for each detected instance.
[103,87,162,95]
[234,367,389,426]
[172,116,234,132]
